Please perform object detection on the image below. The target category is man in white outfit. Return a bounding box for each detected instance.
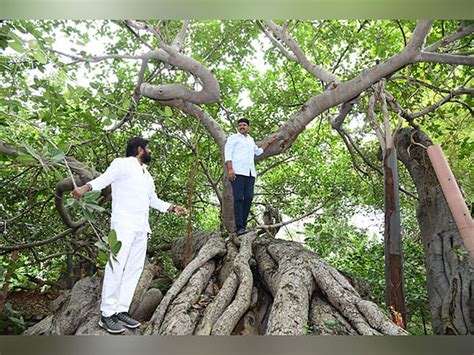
[224,118,277,235]
[73,136,186,334]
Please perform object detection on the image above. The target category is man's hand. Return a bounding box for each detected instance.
[168,205,187,216]
[268,133,279,144]
[174,206,187,216]
[73,184,91,200]
[227,167,236,181]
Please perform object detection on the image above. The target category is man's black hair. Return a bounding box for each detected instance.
[126,136,149,157]
[238,118,250,125]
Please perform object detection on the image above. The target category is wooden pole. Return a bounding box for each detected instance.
[427,145,474,261]
[383,147,407,328]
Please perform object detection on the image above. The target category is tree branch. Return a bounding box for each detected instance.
[256,20,298,62]
[256,194,339,230]
[424,24,474,52]
[47,48,144,63]
[120,20,154,50]
[0,228,74,252]
[414,52,474,66]
[406,21,433,52]
[265,20,340,85]
[384,87,474,120]
[140,49,220,105]
[171,20,190,51]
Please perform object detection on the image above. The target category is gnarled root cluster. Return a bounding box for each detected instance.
[25,232,407,335]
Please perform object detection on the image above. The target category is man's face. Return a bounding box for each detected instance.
[140,145,152,164]
[238,122,249,135]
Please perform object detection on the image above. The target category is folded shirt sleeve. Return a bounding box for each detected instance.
[224,135,235,162]
[88,158,123,191]
[254,140,263,156]
[149,180,172,212]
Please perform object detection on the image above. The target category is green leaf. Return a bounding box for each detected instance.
[97,249,108,263]
[122,99,131,109]
[28,39,39,49]
[9,40,25,53]
[108,230,117,248]
[32,49,47,64]
[65,198,78,208]
[15,153,37,164]
[4,302,18,315]
[85,203,106,213]
[83,190,101,202]
[164,106,173,117]
[51,151,65,164]
[8,31,24,44]
[111,240,122,256]
[83,209,95,222]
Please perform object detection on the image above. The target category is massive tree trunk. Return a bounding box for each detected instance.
[396,127,474,335]
[25,232,406,336]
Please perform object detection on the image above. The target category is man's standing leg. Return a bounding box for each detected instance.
[242,175,255,231]
[99,227,134,333]
[231,174,245,233]
[115,231,147,328]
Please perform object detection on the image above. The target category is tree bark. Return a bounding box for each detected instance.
[396,127,474,335]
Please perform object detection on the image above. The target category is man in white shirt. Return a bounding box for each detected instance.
[73,136,186,334]
[224,118,277,236]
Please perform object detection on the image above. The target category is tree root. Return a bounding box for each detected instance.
[144,236,226,334]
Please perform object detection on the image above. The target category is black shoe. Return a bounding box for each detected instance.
[236,229,247,236]
[116,312,141,329]
[98,314,126,334]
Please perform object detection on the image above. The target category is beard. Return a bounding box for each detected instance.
[142,151,152,164]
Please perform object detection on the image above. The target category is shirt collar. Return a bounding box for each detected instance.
[129,156,147,169]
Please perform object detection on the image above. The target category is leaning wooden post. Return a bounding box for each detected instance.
[383,145,407,328]
[427,145,474,261]
[368,80,407,328]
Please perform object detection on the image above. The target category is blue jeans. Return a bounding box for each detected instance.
[231,174,255,232]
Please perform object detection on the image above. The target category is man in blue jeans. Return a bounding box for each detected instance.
[224,118,277,235]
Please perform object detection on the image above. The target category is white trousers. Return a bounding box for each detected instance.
[100,228,148,317]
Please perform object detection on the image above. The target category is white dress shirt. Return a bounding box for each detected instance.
[224,133,263,177]
[88,157,171,233]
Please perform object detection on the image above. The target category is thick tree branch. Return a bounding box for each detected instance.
[265,20,340,85]
[140,49,220,105]
[256,20,297,62]
[262,21,438,158]
[406,21,433,52]
[171,20,190,51]
[414,52,474,66]
[160,99,227,149]
[0,140,18,156]
[424,24,474,52]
